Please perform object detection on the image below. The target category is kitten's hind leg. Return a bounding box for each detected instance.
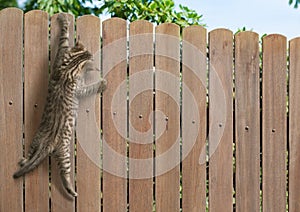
[60,173,77,197]
[54,137,77,197]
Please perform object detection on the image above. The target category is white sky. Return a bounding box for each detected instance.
[17,0,299,39]
[175,0,300,40]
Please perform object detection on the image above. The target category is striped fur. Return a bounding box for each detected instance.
[13,13,106,197]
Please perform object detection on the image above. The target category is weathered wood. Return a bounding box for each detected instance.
[182,25,207,212]
[24,10,49,212]
[76,15,101,212]
[128,20,154,212]
[155,23,180,212]
[262,34,287,212]
[289,37,300,212]
[234,31,260,212]
[50,13,76,211]
[102,18,128,212]
[0,8,24,212]
[208,29,233,212]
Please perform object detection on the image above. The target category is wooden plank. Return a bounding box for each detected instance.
[262,34,287,212]
[234,32,260,212]
[24,10,49,212]
[182,25,207,212]
[0,8,23,212]
[102,18,128,211]
[155,23,180,212]
[76,15,101,212]
[128,20,154,212]
[288,37,300,212]
[208,29,233,212]
[50,13,76,211]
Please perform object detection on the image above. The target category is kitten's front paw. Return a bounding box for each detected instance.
[98,79,107,93]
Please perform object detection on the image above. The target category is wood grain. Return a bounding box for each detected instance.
[102,18,128,212]
[50,13,76,211]
[288,37,300,212]
[24,10,49,212]
[155,23,180,212]
[208,29,233,212]
[262,34,287,212]
[128,20,154,212]
[0,8,24,212]
[234,31,260,212]
[182,25,207,212]
[76,15,101,212]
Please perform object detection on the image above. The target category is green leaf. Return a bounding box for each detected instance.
[113,2,122,7]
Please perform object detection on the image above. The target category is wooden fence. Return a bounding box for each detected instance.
[0,8,300,212]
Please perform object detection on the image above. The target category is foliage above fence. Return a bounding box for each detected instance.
[0,8,300,212]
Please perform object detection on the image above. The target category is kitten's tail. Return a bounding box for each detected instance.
[13,146,50,178]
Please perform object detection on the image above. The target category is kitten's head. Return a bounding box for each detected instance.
[68,41,93,71]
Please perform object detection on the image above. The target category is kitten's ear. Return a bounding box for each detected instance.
[74,41,85,50]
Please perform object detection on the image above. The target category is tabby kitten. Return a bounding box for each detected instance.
[13,13,106,197]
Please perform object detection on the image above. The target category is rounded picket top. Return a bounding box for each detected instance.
[76,14,101,54]
[209,28,233,36]
[182,25,207,55]
[0,7,23,17]
[130,19,154,33]
[289,36,300,46]
[25,9,48,19]
[235,30,259,40]
[156,22,180,37]
[102,17,127,26]
[183,25,206,37]
[102,17,127,45]
[77,14,100,22]
[234,31,259,57]
[262,34,287,46]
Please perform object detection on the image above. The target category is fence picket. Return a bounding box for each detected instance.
[0,8,24,212]
[235,31,260,212]
[182,26,207,212]
[76,15,101,212]
[24,10,49,211]
[289,37,300,212]
[262,34,287,212]
[50,13,76,211]
[128,20,154,212]
[155,23,180,212]
[102,18,128,211]
[208,29,233,212]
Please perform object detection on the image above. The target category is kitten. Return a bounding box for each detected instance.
[13,13,106,197]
